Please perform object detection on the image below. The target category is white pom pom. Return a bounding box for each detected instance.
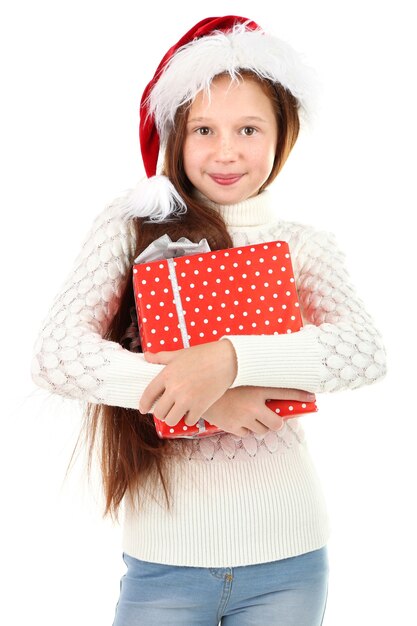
[120,175,187,222]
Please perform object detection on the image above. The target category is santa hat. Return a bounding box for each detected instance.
[122,15,318,222]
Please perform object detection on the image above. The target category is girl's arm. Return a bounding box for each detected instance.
[138,226,386,426]
[31,201,165,410]
[220,227,387,393]
[134,224,385,425]
[201,386,316,437]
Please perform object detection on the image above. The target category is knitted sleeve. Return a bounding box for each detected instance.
[222,227,387,393]
[31,202,165,409]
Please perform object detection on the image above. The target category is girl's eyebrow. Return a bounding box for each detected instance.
[187,115,269,124]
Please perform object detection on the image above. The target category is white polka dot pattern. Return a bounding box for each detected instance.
[133,240,318,438]
[30,196,386,462]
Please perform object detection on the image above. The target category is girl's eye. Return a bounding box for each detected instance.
[196,127,211,136]
[241,127,257,136]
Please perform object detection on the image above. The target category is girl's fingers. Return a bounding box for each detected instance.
[139,375,165,413]
[184,412,200,427]
[262,388,316,403]
[164,400,194,427]
[152,395,175,422]
[144,350,177,364]
[248,420,270,435]
[256,409,284,432]
[235,397,285,432]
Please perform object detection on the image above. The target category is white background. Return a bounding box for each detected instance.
[1,1,416,624]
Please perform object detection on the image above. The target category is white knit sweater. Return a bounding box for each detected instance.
[31,189,386,567]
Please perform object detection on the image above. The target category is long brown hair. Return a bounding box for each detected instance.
[82,72,301,519]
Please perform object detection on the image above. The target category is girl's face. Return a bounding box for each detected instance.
[183,74,278,205]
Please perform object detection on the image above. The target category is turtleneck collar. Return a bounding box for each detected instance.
[195,190,277,228]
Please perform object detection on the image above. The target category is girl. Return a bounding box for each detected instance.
[31,15,386,626]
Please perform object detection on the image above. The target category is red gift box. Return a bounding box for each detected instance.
[133,239,317,438]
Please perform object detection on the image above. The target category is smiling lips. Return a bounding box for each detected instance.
[209,173,243,186]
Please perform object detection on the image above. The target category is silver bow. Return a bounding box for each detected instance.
[134,234,212,437]
[134,234,211,263]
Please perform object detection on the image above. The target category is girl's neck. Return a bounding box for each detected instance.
[195,190,276,228]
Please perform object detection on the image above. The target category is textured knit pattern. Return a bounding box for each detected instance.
[31,201,131,401]
[295,228,385,391]
[218,222,386,396]
[31,189,386,567]
[31,196,385,406]
[169,416,306,462]
[31,198,167,410]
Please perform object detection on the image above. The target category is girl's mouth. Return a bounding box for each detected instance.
[209,174,243,186]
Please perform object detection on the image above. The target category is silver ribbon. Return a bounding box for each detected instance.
[134,234,211,263]
[134,234,211,350]
[135,234,212,436]
[167,258,189,349]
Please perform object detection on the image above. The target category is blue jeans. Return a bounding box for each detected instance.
[112,546,329,625]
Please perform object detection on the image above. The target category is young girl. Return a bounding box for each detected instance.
[31,15,386,626]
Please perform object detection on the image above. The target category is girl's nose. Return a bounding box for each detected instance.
[215,134,237,161]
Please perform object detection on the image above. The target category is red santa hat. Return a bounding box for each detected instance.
[122,15,318,222]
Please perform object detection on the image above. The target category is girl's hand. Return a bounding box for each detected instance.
[139,340,238,426]
[198,386,316,437]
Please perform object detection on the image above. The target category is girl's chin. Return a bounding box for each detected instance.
[206,191,246,205]
[200,184,254,205]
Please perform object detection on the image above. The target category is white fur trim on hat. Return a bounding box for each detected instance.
[120,176,187,222]
[148,23,319,145]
